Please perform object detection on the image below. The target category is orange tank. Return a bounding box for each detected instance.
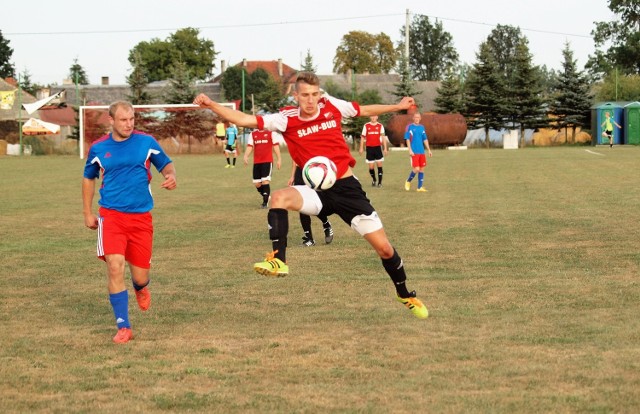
[385,113,467,147]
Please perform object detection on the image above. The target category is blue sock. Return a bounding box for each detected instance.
[407,171,416,182]
[109,290,130,329]
[418,172,424,188]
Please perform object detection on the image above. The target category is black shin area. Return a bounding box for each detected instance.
[300,213,312,236]
[381,248,410,298]
[268,208,289,261]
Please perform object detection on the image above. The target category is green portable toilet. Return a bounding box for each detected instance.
[592,102,624,145]
[624,102,640,145]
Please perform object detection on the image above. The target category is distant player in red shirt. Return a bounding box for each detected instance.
[359,115,388,187]
[243,129,282,208]
[194,72,428,319]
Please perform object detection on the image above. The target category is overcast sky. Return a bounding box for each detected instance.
[3,0,614,86]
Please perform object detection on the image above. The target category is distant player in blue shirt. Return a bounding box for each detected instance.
[82,100,177,344]
[224,123,239,168]
[404,112,432,192]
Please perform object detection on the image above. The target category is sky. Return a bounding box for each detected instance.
[2,0,615,87]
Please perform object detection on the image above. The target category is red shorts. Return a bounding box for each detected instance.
[97,207,153,269]
[411,154,427,168]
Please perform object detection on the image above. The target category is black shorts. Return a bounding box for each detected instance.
[316,176,375,226]
[225,145,237,153]
[365,146,384,162]
[604,130,613,138]
[293,166,304,186]
[253,162,273,182]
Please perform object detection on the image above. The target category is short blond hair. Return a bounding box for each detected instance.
[108,100,134,118]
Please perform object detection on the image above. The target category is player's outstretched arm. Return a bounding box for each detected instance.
[359,97,415,117]
[194,94,259,129]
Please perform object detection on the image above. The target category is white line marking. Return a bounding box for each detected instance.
[585,150,605,156]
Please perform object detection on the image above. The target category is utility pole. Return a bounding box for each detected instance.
[17,73,23,156]
[405,9,410,60]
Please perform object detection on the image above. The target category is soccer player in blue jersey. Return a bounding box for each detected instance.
[404,112,432,192]
[82,101,177,344]
[224,123,239,168]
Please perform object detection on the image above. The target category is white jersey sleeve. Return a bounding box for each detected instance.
[260,112,289,133]
[361,123,368,136]
[325,94,358,119]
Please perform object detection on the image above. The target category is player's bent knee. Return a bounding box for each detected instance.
[351,212,383,236]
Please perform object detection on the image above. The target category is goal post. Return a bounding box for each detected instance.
[79,102,237,159]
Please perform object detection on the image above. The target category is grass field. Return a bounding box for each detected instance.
[1,146,639,413]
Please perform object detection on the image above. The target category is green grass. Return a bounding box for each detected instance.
[1,146,639,413]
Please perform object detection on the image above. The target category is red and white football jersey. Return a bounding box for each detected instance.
[361,122,385,147]
[247,130,277,164]
[257,95,360,178]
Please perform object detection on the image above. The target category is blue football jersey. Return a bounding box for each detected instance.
[84,131,172,213]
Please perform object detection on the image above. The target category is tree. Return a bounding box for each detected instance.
[485,25,526,84]
[18,69,42,96]
[391,54,421,108]
[510,39,546,147]
[333,31,397,74]
[129,28,217,82]
[322,79,350,100]
[69,58,89,85]
[0,30,15,78]
[587,0,640,77]
[127,52,152,105]
[301,49,317,73]
[594,71,640,101]
[221,66,286,113]
[537,64,559,100]
[162,60,199,153]
[485,25,529,125]
[163,60,197,104]
[398,15,459,81]
[550,43,593,144]
[463,42,506,147]
[249,69,286,113]
[434,68,464,114]
[220,66,244,104]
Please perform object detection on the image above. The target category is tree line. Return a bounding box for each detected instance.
[1,1,638,142]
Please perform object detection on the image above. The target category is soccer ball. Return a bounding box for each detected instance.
[302,156,337,191]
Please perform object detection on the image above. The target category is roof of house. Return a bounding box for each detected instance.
[38,106,77,126]
[212,60,298,84]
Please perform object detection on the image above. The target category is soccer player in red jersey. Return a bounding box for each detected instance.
[359,115,388,187]
[194,72,427,319]
[243,128,282,208]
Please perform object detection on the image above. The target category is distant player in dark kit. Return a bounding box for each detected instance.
[359,115,388,187]
[82,100,177,344]
[244,128,282,208]
[194,72,428,319]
